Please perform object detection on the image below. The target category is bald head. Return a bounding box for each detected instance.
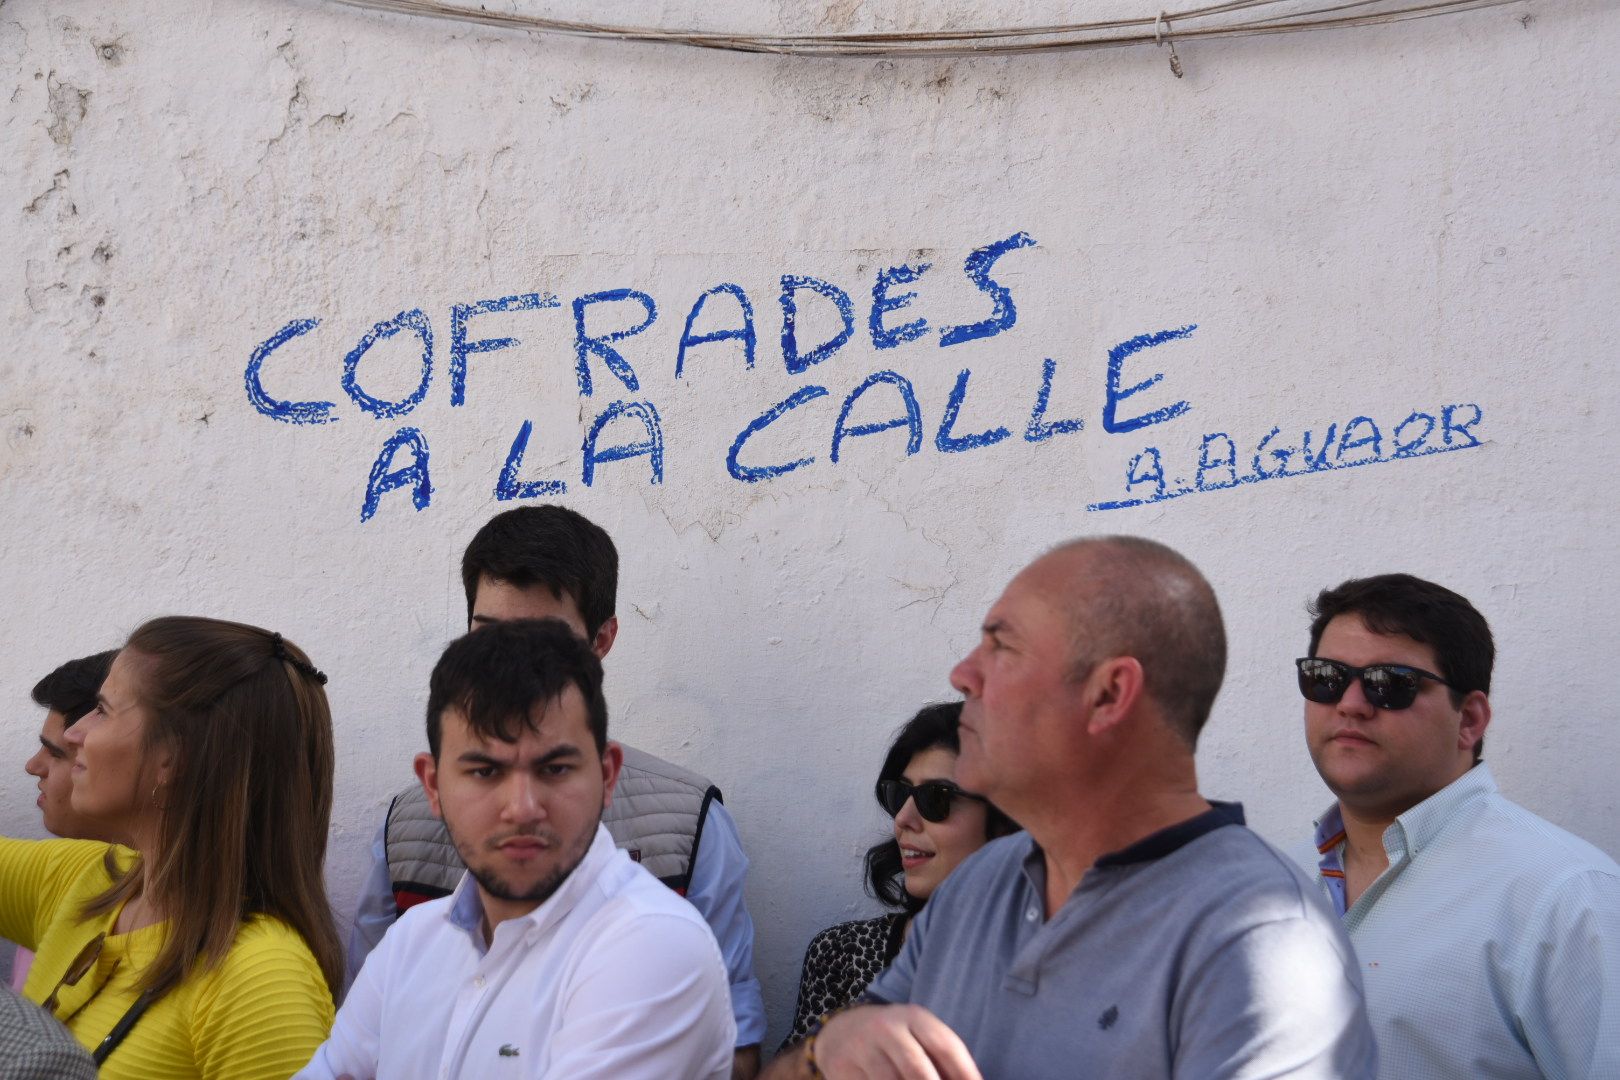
[1036,536,1227,746]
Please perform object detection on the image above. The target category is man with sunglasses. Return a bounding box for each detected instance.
[765,537,1375,1080]
[1297,573,1620,1079]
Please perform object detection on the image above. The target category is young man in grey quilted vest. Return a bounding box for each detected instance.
[346,505,766,1078]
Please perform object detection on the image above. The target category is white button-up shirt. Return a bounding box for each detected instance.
[300,825,735,1080]
[1296,763,1620,1079]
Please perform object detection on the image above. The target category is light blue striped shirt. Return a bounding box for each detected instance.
[1296,763,1620,1079]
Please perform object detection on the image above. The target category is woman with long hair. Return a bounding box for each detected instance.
[779,701,1017,1050]
[0,617,343,1077]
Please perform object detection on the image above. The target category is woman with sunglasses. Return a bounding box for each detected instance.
[0,617,343,1078]
[779,701,1017,1051]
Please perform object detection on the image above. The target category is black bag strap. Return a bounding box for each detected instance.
[92,988,160,1065]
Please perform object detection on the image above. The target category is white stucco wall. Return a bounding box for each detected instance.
[3,0,1617,1045]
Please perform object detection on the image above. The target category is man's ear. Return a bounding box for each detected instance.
[600,740,624,811]
[414,751,443,819]
[591,616,620,660]
[1084,656,1147,737]
[1457,690,1491,756]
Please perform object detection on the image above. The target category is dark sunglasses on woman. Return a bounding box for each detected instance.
[1295,656,1453,711]
[878,779,989,823]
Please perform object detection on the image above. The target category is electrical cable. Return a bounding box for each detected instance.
[320,0,1524,58]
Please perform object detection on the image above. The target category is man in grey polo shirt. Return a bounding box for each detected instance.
[764,537,1375,1080]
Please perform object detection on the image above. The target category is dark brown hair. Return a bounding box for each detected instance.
[426,618,608,757]
[460,506,618,636]
[83,617,341,998]
[31,649,117,726]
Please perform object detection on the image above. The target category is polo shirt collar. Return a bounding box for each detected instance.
[1008,801,1248,975]
[1018,803,1248,895]
[445,823,618,952]
[1093,800,1246,868]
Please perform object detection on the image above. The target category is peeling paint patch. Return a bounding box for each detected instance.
[23,279,66,314]
[816,0,865,33]
[260,78,309,162]
[549,83,595,115]
[0,17,27,70]
[45,72,89,146]
[24,169,68,213]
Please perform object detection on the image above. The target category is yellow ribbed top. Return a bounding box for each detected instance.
[0,837,334,1080]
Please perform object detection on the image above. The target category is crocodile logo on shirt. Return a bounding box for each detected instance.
[1098,1005,1119,1030]
[499,1044,520,1057]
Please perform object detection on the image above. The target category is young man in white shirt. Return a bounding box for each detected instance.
[1295,572,1620,1078]
[345,506,765,1078]
[301,618,734,1080]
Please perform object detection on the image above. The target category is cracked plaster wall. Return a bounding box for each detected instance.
[1,0,1617,1044]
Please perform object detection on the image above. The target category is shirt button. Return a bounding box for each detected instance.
[474,975,486,988]
[1026,907,1039,922]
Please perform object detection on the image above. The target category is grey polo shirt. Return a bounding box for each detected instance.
[866,803,1376,1079]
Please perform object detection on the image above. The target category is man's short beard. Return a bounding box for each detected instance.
[453,809,601,907]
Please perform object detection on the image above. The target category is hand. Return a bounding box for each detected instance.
[812,1005,982,1080]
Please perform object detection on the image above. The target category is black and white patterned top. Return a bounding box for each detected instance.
[780,912,909,1051]
[0,987,97,1079]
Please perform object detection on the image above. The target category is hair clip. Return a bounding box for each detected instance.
[270,632,329,686]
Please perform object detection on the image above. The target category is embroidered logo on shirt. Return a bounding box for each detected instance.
[627,848,642,863]
[499,1044,520,1057]
[1098,1005,1119,1030]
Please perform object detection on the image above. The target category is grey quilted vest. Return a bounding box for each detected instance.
[384,744,721,913]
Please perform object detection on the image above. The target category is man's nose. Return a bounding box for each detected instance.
[1337,675,1378,718]
[501,775,545,822]
[24,750,45,778]
[950,649,982,697]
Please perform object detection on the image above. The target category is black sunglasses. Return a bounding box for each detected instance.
[878,779,988,823]
[1295,657,1452,711]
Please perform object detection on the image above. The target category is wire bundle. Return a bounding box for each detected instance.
[323,0,1523,58]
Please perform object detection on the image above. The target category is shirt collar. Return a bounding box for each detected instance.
[1312,761,1498,859]
[1093,801,1246,868]
[1389,761,1497,857]
[445,823,619,948]
[1313,802,1347,853]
